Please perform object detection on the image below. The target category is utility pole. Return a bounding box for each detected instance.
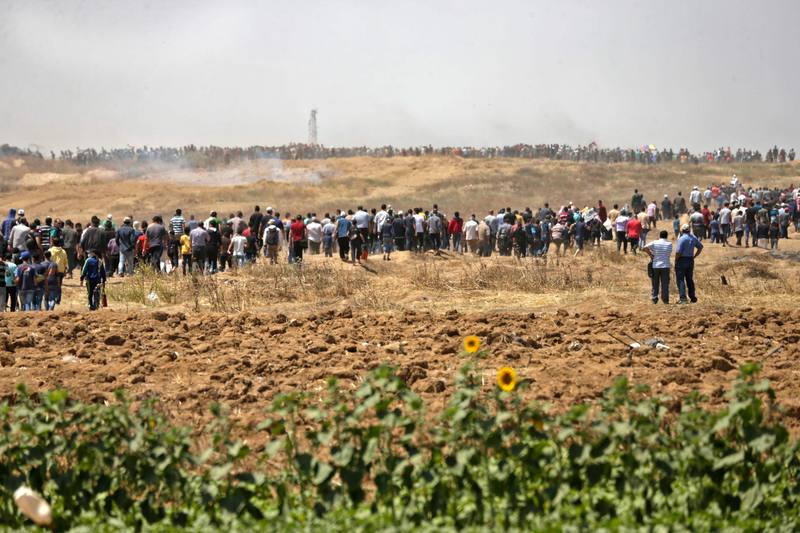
[308,109,318,145]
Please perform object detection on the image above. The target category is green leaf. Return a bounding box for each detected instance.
[210,463,233,480]
[713,451,744,471]
[748,434,775,453]
[313,461,334,485]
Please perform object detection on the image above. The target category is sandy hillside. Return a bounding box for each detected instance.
[1,156,798,221]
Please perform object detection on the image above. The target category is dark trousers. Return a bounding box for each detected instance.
[675,257,696,302]
[293,241,304,263]
[338,237,350,260]
[192,247,207,273]
[6,286,17,311]
[429,234,441,251]
[87,280,101,310]
[182,254,192,275]
[616,231,627,252]
[651,267,670,303]
[149,245,162,271]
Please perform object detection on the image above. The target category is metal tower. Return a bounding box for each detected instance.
[308,109,318,145]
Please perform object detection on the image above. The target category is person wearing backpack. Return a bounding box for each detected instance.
[15,251,36,311]
[42,250,60,311]
[497,220,512,256]
[80,249,107,311]
[264,222,281,265]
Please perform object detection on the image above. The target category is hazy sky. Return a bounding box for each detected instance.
[1,0,798,151]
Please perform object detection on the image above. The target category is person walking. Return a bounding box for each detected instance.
[290,215,307,264]
[675,224,703,304]
[335,212,352,261]
[115,217,136,276]
[643,230,673,304]
[80,249,107,311]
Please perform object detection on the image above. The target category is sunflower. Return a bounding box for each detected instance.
[496,367,518,392]
[463,336,481,353]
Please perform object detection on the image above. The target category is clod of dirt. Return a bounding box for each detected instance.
[307,344,328,354]
[195,343,211,354]
[275,313,288,323]
[397,365,427,385]
[661,369,698,385]
[104,334,126,346]
[0,354,15,367]
[384,342,405,354]
[424,379,446,393]
[445,309,460,319]
[151,311,169,322]
[709,357,736,372]
[130,375,145,384]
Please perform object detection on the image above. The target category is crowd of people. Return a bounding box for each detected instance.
[0,177,797,311]
[1,143,795,166]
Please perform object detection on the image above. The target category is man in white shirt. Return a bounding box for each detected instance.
[643,230,673,304]
[306,217,323,254]
[374,204,389,234]
[614,211,629,253]
[228,230,248,268]
[463,215,479,254]
[9,218,30,254]
[689,186,702,209]
[718,203,732,246]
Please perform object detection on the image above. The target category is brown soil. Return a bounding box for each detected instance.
[1,302,799,435]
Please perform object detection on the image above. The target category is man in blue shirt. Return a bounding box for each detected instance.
[675,224,703,304]
[80,249,107,311]
[335,212,352,262]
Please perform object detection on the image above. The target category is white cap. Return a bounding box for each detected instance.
[107,213,113,219]
[17,209,24,215]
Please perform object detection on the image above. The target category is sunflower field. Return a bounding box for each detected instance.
[1,354,799,530]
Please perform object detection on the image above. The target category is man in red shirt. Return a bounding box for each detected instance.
[289,215,306,264]
[626,215,642,255]
[448,212,464,253]
[701,205,712,239]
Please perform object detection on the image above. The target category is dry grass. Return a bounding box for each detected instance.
[106,262,386,312]
[1,155,799,222]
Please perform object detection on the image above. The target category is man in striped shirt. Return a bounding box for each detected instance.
[170,209,186,236]
[643,230,673,304]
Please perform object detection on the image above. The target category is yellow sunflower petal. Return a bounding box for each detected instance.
[463,336,481,353]
[496,367,518,392]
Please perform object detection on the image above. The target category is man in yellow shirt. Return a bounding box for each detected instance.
[48,238,68,288]
[180,228,192,275]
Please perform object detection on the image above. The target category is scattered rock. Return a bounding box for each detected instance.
[709,357,735,372]
[104,334,126,346]
[151,311,169,322]
[424,379,446,393]
[195,343,211,354]
[130,375,145,384]
[661,369,698,386]
[440,345,456,355]
[569,340,583,351]
[307,344,328,354]
[0,354,15,367]
[384,342,405,354]
[397,365,427,385]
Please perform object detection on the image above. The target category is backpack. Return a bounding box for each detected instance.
[265,227,279,246]
[498,225,510,242]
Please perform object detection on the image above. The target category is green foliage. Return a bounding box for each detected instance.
[1,363,799,530]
